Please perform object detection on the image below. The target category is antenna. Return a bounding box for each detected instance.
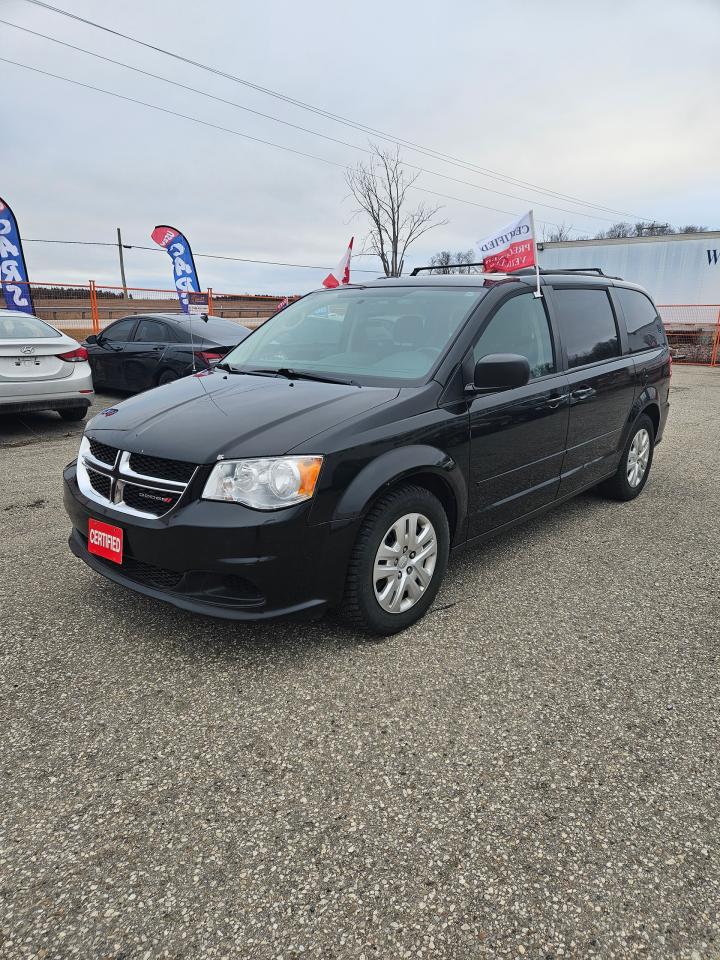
[189,308,196,372]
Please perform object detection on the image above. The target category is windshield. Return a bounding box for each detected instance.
[0,313,61,339]
[221,286,487,385]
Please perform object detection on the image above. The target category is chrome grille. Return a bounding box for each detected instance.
[128,452,195,483]
[122,483,182,517]
[77,436,197,519]
[87,468,112,500]
[88,438,118,466]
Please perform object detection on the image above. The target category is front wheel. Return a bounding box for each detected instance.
[342,485,450,636]
[601,414,655,501]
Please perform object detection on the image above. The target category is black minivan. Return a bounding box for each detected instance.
[63,270,670,635]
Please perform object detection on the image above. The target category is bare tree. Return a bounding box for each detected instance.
[595,221,680,239]
[542,223,573,242]
[678,224,709,233]
[429,249,477,274]
[596,222,636,239]
[346,145,448,276]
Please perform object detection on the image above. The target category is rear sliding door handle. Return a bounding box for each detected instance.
[571,387,595,401]
[545,393,569,409]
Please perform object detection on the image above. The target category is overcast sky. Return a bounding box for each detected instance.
[3,0,719,295]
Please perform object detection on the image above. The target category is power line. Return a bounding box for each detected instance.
[18,0,658,223]
[0,56,582,233]
[4,21,626,225]
[21,237,381,272]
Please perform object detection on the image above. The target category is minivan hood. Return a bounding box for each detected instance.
[87,369,399,461]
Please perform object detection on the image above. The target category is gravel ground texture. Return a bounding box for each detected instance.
[1,366,719,960]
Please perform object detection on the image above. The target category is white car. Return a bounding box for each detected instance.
[0,309,94,421]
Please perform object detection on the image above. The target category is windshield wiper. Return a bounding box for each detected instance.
[248,367,359,386]
[214,361,236,373]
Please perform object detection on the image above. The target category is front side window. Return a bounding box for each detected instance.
[615,288,665,353]
[222,286,488,385]
[0,313,61,339]
[101,318,136,342]
[135,319,169,343]
[473,293,555,379]
[553,288,620,368]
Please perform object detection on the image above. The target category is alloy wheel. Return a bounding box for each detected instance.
[627,427,651,487]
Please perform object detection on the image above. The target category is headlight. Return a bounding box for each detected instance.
[202,456,323,510]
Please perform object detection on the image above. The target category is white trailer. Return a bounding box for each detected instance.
[538,232,720,321]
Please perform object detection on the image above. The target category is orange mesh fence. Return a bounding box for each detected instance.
[93,284,185,335]
[0,281,293,338]
[210,292,298,329]
[1,280,94,335]
[658,305,720,366]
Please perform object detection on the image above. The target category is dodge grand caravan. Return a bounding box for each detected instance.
[63,269,670,635]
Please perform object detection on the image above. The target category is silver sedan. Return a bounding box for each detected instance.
[0,309,94,421]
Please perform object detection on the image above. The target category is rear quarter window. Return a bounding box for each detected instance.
[615,288,666,353]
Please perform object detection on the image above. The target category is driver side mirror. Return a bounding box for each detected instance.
[85,334,98,345]
[467,353,530,393]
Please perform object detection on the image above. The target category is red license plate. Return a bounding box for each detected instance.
[88,518,123,564]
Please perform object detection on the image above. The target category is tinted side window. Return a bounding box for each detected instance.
[101,318,136,342]
[135,319,170,342]
[553,289,619,368]
[615,288,665,353]
[473,293,555,379]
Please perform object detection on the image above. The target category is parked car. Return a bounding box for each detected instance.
[64,270,670,635]
[84,313,251,393]
[0,309,93,420]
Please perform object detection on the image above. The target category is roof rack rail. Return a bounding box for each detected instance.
[514,267,624,280]
[410,262,486,276]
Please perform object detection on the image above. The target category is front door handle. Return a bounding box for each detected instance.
[545,393,569,409]
[571,387,595,401]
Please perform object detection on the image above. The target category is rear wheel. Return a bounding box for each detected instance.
[343,485,450,635]
[157,369,179,386]
[58,406,87,422]
[601,413,655,501]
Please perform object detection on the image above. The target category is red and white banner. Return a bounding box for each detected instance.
[275,296,289,312]
[477,211,537,273]
[322,237,353,288]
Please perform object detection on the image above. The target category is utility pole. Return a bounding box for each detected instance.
[116,227,129,299]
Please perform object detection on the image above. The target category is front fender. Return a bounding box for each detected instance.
[333,444,467,528]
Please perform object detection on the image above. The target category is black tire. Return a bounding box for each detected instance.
[157,369,179,386]
[58,406,87,422]
[342,484,450,636]
[600,413,655,501]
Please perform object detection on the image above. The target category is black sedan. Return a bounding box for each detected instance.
[84,313,251,393]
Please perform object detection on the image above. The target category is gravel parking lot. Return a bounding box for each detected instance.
[1,366,719,960]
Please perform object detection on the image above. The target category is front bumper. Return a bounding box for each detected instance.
[64,462,358,622]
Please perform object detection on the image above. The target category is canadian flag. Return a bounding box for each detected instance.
[477,211,537,273]
[322,237,353,288]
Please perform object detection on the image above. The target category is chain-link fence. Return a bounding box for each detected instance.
[657,305,720,366]
[0,281,290,338]
[1,280,94,335]
[210,292,297,330]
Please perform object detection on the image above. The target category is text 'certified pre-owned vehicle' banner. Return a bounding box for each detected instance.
[0,196,34,314]
[478,210,537,273]
[151,224,200,314]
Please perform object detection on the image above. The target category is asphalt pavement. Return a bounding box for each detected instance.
[1,366,719,959]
